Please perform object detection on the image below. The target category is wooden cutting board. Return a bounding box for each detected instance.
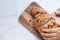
[19,2,60,40]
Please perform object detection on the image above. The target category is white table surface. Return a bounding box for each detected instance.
[0,0,60,40]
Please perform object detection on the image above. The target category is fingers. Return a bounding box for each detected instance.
[41,32,58,40]
[41,33,57,38]
[42,29,57,33]
[41,28,60,40]
[44,37,58,40]
[41,33,58,40]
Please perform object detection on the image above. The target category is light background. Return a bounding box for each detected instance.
[0,0,60,40]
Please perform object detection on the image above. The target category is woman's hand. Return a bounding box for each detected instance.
[55,9,60,17]
[41,28,60,40]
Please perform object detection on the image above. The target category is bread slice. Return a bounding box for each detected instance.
[36,19,60,32]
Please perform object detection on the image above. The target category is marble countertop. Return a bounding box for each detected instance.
[0,0,60,40]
